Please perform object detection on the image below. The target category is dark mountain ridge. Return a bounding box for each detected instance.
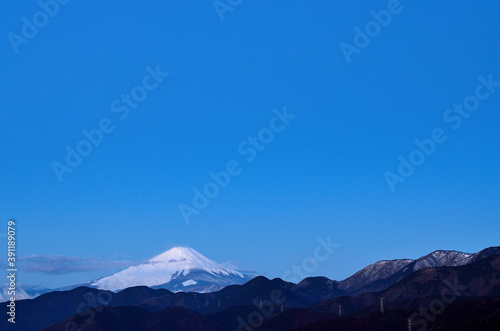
[3,245,499,330]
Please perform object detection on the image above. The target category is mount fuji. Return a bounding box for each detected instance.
[88,247,253,292]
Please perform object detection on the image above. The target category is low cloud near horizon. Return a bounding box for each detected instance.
[13,255,146,275]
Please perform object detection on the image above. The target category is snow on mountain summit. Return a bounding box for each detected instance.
[338,248,485,294]
[150,247,215,264]
[148,246,243,276]
[414,250,473,270]
[338,259,413,291]
[92,247,249,292]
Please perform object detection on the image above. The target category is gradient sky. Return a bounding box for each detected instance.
[1,1,499,289]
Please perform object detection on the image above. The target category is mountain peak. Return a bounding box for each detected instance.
[414,250,473,270]
[149,247,213,264]
[91,246,250,292]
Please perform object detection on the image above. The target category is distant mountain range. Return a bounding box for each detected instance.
[2,246,499,330]
[51,246,500,296]
[337,246,500,295]
[16,247,254,297]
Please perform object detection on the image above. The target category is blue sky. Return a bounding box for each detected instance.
[1,0,499,289]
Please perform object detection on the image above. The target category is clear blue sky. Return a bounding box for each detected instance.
[1,1,499,289]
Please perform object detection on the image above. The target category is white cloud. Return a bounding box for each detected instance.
[15,255,145,275]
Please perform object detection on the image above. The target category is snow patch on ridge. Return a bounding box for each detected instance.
[414,250,473,270]
[182,279,197,286]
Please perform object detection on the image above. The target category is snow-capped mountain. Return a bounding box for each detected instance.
[91,247,253,292]
[338,258,413,292]
[412,250,473,270]
[338,246,500,294]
